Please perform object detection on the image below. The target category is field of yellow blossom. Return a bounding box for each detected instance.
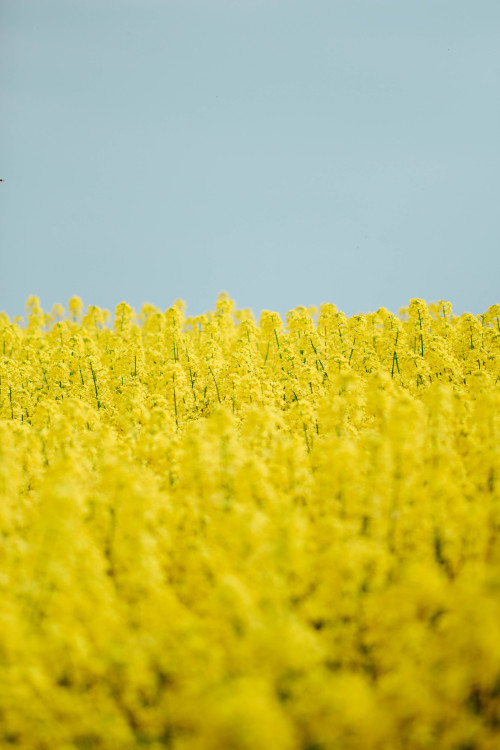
[1,294,500,749]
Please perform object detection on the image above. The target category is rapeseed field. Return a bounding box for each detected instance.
[1,294,500,749]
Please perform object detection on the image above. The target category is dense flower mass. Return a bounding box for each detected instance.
[1,294,500,749]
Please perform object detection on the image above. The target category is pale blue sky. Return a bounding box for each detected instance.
[1,0,499,319]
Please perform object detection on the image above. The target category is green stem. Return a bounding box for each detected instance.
[89,361,100,408]
[208,366,222,404]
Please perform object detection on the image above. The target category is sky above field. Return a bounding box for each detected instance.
[0,0,499,320]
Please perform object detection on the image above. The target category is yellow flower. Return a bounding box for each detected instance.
[1,296,500,748]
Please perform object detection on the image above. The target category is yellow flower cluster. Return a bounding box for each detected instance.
[1,294,500,749]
